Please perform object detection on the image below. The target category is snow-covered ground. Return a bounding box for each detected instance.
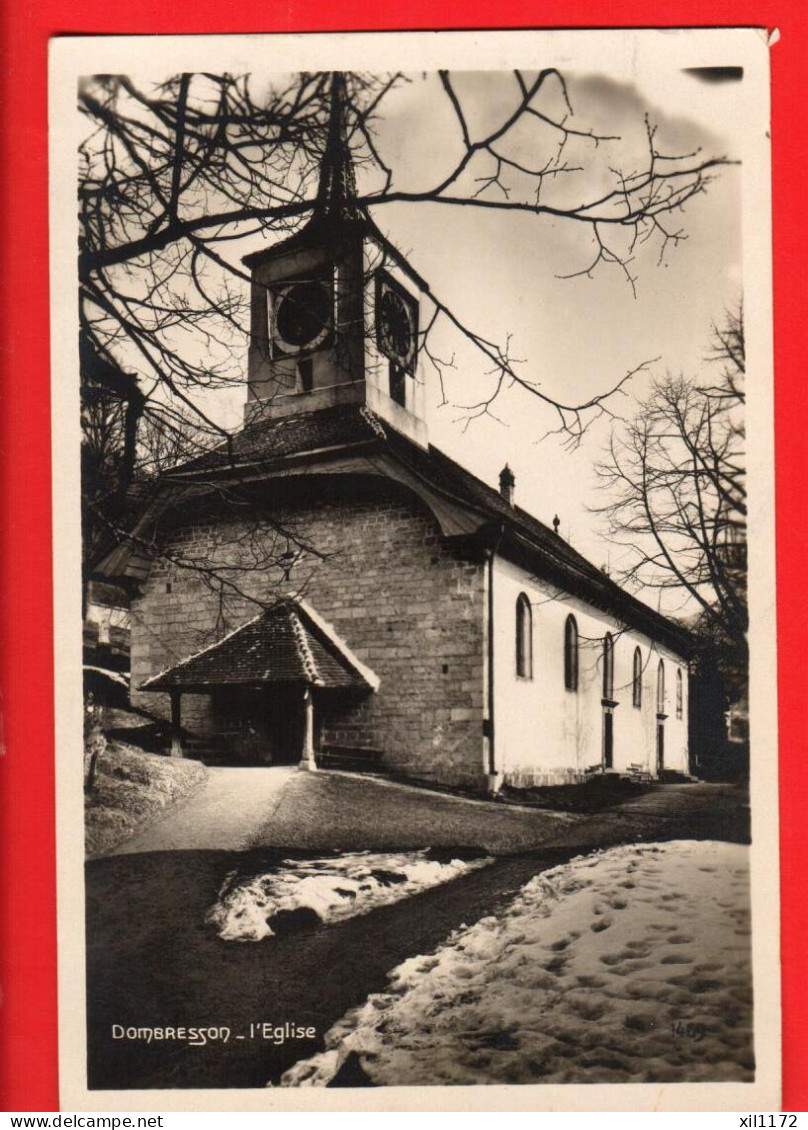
[281,840,753,1086]
[207,850,492,941]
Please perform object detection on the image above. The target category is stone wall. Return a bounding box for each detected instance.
[130,476,487,789]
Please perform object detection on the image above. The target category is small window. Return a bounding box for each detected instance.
[564,615,579,691]
[298,357,314,393]
[602,633,614,700]
[676,668,683,719]
[516,594,533,678]
[632,647,642,708]
[390,362,407,407]
[657,660,666,714]
[97,610,111,645]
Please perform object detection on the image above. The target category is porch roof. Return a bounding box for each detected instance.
[140,597,379,694]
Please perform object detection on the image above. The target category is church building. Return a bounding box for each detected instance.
[101,75,693,793]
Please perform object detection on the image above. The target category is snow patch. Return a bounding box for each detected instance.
[84,665,129,687]
[281,841,753,1087]
[207,850,492,942]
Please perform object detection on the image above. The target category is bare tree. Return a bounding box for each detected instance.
[81,365,321,636]
[594,307,746,666]
[81,334,147,589]
[79,70,731,442]
[79,69,734,620]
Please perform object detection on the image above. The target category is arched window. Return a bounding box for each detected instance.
[632,647,642,708]
[516,594,533,679]
[564,615,579,691]
[657,660,666,714]
[676,668,683,719]
[602,633,614,700]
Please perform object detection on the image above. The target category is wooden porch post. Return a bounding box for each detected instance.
[170,690,183,758]
[299,685,317,772]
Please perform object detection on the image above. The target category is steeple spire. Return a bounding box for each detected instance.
[314,72,360,221]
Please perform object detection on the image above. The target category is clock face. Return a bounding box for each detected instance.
[376,275,418,372]
[272,280,332,354]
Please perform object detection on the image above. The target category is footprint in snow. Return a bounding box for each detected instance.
[549,935,576,951]
[624,1013,657,1033]
[600,949,636,966]
[607,896,628,910]
[571,998,607,1021]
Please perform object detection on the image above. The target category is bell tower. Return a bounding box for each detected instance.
[242,72,428,448]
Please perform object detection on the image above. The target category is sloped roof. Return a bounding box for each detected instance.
[140,596,378,693]
[105,400,691,658]
[172,405,376,474]
[383,429,618,594]
[379,428,692,654]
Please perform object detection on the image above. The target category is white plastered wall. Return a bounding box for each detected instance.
[492,555,689,786]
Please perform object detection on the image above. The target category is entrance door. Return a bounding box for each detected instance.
[603,711,614,769]
[210,687,272,764]
[656,660,666,776]
[657,721,665,774]
[211,687,304,764]
[266,687,306,764]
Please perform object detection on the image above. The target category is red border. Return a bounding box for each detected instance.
[0,2,804,1113]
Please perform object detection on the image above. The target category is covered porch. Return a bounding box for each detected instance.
[140,597,379,770]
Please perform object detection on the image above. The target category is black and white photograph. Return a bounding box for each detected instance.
[50,29,779,1111]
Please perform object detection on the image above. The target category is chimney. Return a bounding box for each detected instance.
[499,464,515,506]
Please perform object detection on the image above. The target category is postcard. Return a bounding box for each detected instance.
[50,27,779,1111]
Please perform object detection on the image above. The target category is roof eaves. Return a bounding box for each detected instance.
[294,594,381,691]
[164,438,381,483]
[384,428,691,657]
[289,608,322,686]
[502,527,692,655]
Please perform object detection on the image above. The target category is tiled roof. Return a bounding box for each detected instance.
[141,597,376,693]
[388,432,692,653]
[384,429,617,595]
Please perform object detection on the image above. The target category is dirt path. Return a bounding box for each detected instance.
[251,774,748,853]
[106,766,580,857]
[111,766,298,855]
[107,764,748,859]
[85,779,748,1090]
